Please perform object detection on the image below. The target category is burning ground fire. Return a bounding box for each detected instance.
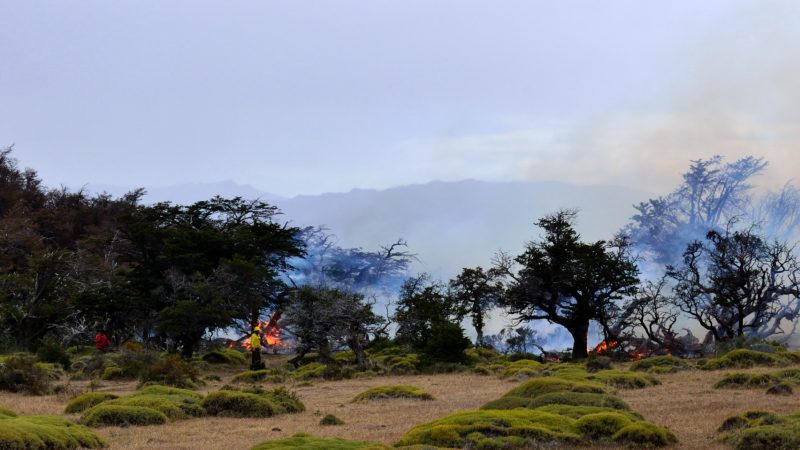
[229,311,284,351]
[593,339,647,360]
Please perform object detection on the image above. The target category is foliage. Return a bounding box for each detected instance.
[421,321,470,364]
[629,355,689,373]
[575,412,634,439]
[319,414,344,425]
[292,362,327,380]
[584,355,612,373]
[0,414,107,448]
[232,369,285,384]
[587,370,660,389]
[701,349,788,370]
[35,336,71,369]
[202,386,303,417]
[353,385,434,402]
[138,355,202,389]
[64,392,119,414]
[449,266,503,345]
[495,210,639,359]
[0,353,53,395]
[527,391,631,410]
[81,404,168,427]
[96,385,205,420]
[500,359,542,379]
[718,409,800,450]
[611,422,678,447]
[251,434,391,450]
[502,377,608,399]
[200,349,247,365]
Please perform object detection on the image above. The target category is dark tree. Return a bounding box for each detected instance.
[449,266,503,345]
[496,210,640,360]
[668,228,800,343]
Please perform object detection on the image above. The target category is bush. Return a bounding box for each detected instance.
[501,360,543,379]
[353,385,434,402]
[395,409,582,448]
[766,382,793,396]
[611,422,678,447]
[532,404,643,421]
[629,355,689,373]
[232,369,285,384]
[588,370,660,389]
[503,377,607,399]
[201,349,247,365]
[251,434,391,450]
[202,387,304,417]
[527,392,631,411]
[139,355,201,389]
[64,392,119,414]
[36,336,71,370]
[736,425,800,450]
[319,414,344,425]
[81,404,168,427]
[0,414,107,448]
[701,350,788,370]
[292,362,327,380]
[105,350,158,379]
[97,386,204,420]
[422,321,470,363]
[576,412,634,439]
[585,355,612,373]
[0,353,53,395]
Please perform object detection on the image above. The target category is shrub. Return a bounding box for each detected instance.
[292,362,327,380]
[82,404,168,427]
[422,321,470,363]
[139,355,201,389]
[588,370,660,389]
[629,355,688,373]
[502,377,607,399]
[766,382,793,396]
[532,404,643,421]
[201,349,247,365]
[736,425,800,450]
[105,350,158,379]
[611,422,678,447]
[0,353,53,395]
[395,409,582,448]
[527,392,631,411]
[251,434,391,450]
[0,414,106,448]
[100,367,124,380]
[585,355,612,373]
[715,373,755,389]
[101,386,205,420]
[480,396,532,410]
[576,412,634,439]
[501,359,543,379]
[36,336,71,370]
[353,385,434,402]
[702,350,788,370]
[64,392,119,414]
[715,370,800,390]
[202,387,304,417]
[232,369,285,384]
[319,414,344,425]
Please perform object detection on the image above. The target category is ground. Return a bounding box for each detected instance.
[3,361,799,450]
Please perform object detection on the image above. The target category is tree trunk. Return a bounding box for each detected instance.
[568,323,589,360]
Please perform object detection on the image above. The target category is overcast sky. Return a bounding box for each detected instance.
[2,1,800,196]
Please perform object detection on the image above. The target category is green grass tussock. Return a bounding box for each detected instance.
[611,422,678,447]
[202,387,304,417]
[526,391,631,411]
[251,434,391,450]
[500,359,543,379]
[232,369,285,384]
[587,370,661,389]
[353,385,434,402]
[629,355,689,373]
[319,414,344,425]
[64,393,119,414]
[81,404,168,427]
[200,349,247,365]
[503,377,607,399]
[575,412,634,439]
[0,414,107,448]
[291,362,327,380]
[718,409,800,450]
[701,349,788,370]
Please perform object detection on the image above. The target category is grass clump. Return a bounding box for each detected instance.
[353,385,433,402]
[629,355,689,373]
[291,362,327,380]
[588,370,660,389]
[319,414,344,425]
[232,369,285,384]
[500,359,543,379]
[64,392,119,414]
[0,414,107,448]
[202,387,304,417]
[527,392,631,411]
[766,382,793,396]
[576,411,635,439]
[714,370,800,394]
[81,404,168,427]
[251,434,391,450]
[200,349,247,365]
[612,422,678,447]
[532,404,643,421]
[701,349,788,370]
[503,377,607,399]
[0,407,16,417]
[718,409,800,450]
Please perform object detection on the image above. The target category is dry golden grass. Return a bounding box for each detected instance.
[0,364,798,449]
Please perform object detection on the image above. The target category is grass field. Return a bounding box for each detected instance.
[2,361,799,449]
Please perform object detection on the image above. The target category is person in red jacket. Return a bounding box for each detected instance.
[95,331,111,352]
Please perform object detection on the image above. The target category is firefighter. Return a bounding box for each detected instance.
[95,330,111,353]
[250,327,265,370]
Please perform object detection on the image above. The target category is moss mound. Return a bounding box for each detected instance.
[232,369,285,384]
[200,349,247,365]
[576,412,635,439]
[64,393,119,414]
[629,355,689,373]
[81,404,168,427]
[291,362,327,380]
[714,370,800,393]
[532,404,643,421]
[353,385,434,402]
[766,382,793,396]
[251,434,391,450]
[702,350,788,370]
[202,387,304,417]
[0,414,107,448]
[503,377,607,399]
[319,414,344,425]
[395,409,582,448]
[718,409,800,449]
[588,370,660,389]
[500,359,543,379]
[102,385,205,420]
[612,422,678,447]
[527,392,631,410]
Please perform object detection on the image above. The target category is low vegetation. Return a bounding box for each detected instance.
[0,413,107,448]
[701,350,789,370]
[353,385,434,402]
[251,434,391,450]
[82,404,168,427]
[629,355,690,373]
[202,386,304,417]
[0,353,55,395]
[718,409,800,450]
[64,392,120,414]
[319,413,344,425]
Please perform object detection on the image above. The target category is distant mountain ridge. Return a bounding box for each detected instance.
[85,179,652,279]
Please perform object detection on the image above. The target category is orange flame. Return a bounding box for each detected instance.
[229,312,284,351]
[593,340,619,353]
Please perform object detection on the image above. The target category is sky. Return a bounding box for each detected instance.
[2,1,800,196]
